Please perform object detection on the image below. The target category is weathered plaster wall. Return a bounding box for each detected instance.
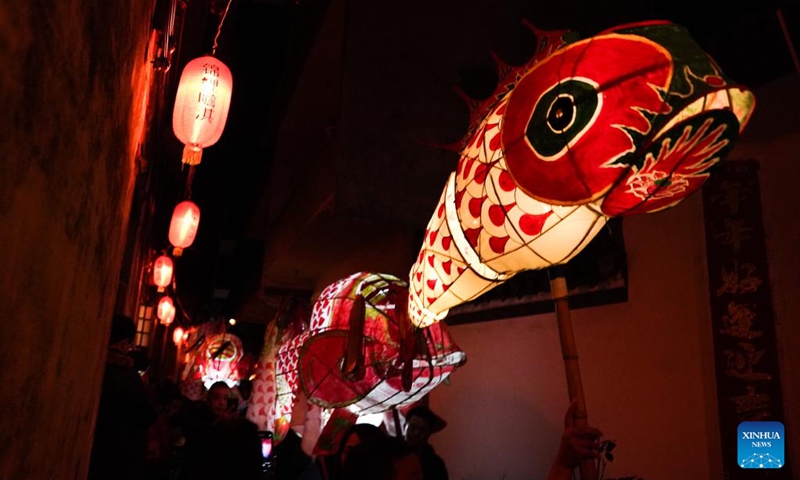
[0,1,154,478]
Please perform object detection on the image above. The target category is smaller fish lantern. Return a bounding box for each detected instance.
[172,56,233,166]
[273,272,465,423]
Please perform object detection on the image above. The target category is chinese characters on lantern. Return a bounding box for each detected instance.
[196,63,220,122]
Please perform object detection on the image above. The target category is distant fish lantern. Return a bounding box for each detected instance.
[172,56,233,166]
[152,255,174,292]
[158,296,176,325]
[168,201,200,256]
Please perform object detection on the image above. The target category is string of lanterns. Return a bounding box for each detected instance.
[148,0,235,336]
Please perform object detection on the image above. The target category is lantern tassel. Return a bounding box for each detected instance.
[173,246,184,257]
[182,144,203,166]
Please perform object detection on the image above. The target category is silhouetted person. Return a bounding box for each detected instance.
[404,406,448,480]
[341,434,423,480]
[144,380,185,480]
[88,314,157,480]
[181,381,262,480]
[301,422,385,480]
[275,427,314,479]
[235,378,253,417]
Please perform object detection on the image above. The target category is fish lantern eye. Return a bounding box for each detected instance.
[501,33,677,205]
[546,95,575,133]
[525,79,598,159]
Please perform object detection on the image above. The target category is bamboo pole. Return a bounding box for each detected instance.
[549,268,597,480]
[392,407,404,438]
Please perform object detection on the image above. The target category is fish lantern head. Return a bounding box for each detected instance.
[502,21,755,214]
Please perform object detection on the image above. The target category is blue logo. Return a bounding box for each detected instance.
[738,421,784,469]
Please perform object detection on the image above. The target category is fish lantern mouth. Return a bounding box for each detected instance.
[598,79,755,217]
[651,86,754,141]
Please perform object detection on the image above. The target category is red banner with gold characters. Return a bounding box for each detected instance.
[702,159,788,477]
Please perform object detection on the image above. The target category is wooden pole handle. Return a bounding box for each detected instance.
[549,270,597,480]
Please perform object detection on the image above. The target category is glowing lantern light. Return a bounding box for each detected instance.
[173,327,185,346]
[199,333,244,389]
[157,296,176,325]
[152,255,174,292]
[168,201,200,256]
[172,55,233,165]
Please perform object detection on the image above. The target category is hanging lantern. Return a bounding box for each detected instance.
[158,296,176,325]
[168,200,200,256]
[172,55,233,165]
[173,327,185,346]
[152,255,174,292]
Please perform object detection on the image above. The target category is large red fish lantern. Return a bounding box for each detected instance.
[408,21,755,328]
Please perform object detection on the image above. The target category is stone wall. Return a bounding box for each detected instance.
[0,1,154,478]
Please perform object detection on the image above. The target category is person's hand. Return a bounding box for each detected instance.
[554,400,603,468]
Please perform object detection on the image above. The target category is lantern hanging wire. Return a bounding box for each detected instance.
[211,0,234,56]
[183,165,195,199]
[170,272,194,326]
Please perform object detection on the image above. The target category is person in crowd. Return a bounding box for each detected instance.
[545,400,603,480]
[88,314,157,480]
[127,346,151,380]
[180,381,262,480]
[273,427,314,479]
[403,406,448,480]
[144,380,185,480]
[235,378,253,417]
[341,434,423,480]
[298,422,385,480]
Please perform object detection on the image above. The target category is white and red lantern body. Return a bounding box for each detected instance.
[157,296,176,325]
[168,201,200,256]
[153,255,174,292]
[172,56,233,165]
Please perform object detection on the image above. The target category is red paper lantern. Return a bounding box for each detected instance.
[152,255,174,292]
[172,55,233,165]
[157,296,176,325]
[168,201,200,256]
[173,327,185,346]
